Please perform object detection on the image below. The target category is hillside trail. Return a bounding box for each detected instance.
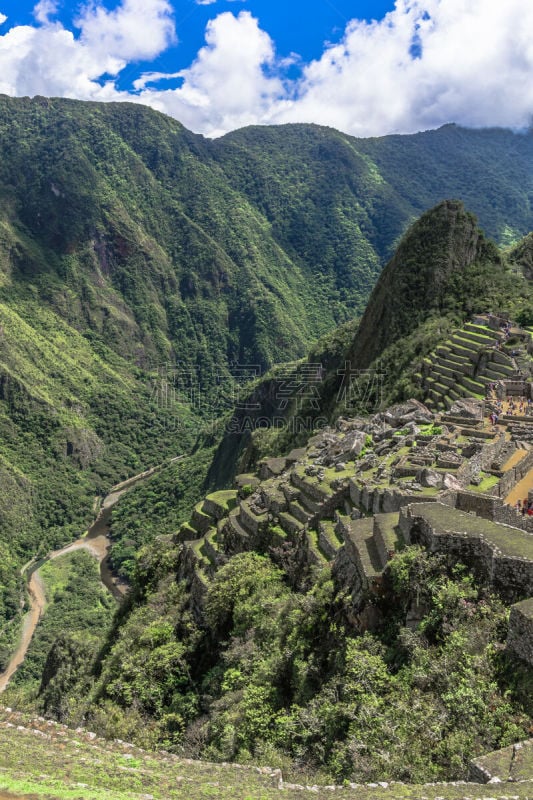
[0,457,183,694]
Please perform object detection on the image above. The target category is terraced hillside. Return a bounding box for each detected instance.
[174,398,533,639]
[8,396,533,788]
[420,319,527,411]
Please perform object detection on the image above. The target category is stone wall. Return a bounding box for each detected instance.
[493,448,533,499]
[493,504,533,534]
[455,432,507,486]
[507,599,533,665]
[400,502,533,665]
[399,503,533,602]
[349,480,438,514]
[454,491,502,519]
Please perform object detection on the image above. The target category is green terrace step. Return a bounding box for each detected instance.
[457,329,498,346]
[448,343,478,362]
[429,382,449,399]
[291,467,332,504]
[434,373,456,389]
[225,508,251,546]
[203,490,238,519]
[289,498,314,524]
[441,350,472,369]
[464,321,501,339]
[176,521,197,542]
[487,361,516,377]
[438,353,473,372]
[471,373,493,386]
[433,362,457,379]
[461,376,486,396]
[491,349,516,366]
[373,512,403,565]
[449,337,481,358]
[188,538,210,571]
[191,501,215,534]
[484,367,508,381]
[278,510,304,536]
[203,528,221,565]
[344,517,383,579]
[297,490,322,515]
[317,520,341,559]
[306,528,331,563]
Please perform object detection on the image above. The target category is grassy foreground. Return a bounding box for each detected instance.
[0,708,532,800]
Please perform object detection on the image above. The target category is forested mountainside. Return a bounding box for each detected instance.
[0,98,529,615]
[1,96,533,787]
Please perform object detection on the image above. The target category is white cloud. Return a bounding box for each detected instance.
[0,13,7,26]
[0,0,531,138]
[33,0,58,25]
[273,0,533,136]
[133,70,182,90]
[77,0,176,62]
[139,11,287,136]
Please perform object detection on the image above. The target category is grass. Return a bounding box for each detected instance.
[204,490,238,515]
[2,701,533,799]
[411,502,533,560]
[468,473,500,493]
[1,710,532,800]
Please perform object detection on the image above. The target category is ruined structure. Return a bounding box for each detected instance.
[176,392,533,667]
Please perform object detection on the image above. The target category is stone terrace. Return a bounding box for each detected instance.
[419,319,528,412]
[173,394,533,666]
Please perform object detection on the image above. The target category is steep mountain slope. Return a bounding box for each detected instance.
[204,201,532,483]
[344,200,503,370]
[215,122,533,266]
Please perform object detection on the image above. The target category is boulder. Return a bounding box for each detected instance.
[449,398,484,419]
[382,399,433,428]
[418,468,443,488]
[443,473,463,491]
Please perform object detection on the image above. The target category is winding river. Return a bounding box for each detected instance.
[0,461,176,694]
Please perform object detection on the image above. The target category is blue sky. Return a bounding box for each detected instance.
[0,0,532,137]
[0,1,397,77]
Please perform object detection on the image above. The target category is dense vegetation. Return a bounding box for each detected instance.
[36,546,532,785]
[7,551,115,698]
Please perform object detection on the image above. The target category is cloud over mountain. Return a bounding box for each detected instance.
[0,0,531,137]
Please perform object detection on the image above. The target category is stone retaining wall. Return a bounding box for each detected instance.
[507,599,533,665]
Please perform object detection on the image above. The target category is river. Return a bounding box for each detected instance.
[0,460,176,694]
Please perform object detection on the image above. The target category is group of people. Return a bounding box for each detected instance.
[514,498,533,516]
[486,394,533,426]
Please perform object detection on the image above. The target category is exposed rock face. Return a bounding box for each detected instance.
[63,427,104,468]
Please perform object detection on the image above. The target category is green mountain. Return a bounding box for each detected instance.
[0,96,533,781]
